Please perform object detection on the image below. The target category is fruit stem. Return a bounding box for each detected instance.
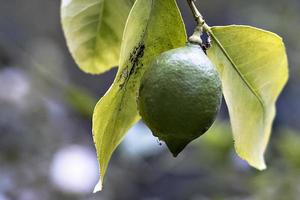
[188,25,203,45]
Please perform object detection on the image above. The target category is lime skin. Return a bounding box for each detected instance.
[137,43,222,156]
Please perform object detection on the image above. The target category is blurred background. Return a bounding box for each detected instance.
[0,0,299,199]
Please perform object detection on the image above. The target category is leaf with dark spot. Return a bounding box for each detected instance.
[92,0,187,191]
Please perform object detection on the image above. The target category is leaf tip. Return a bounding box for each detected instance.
[93,180,103,193]
[241,156,267,171]
[248,158,267,171]
[235,145,267,171]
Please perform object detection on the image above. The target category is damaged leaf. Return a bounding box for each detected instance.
[92,0,186,191]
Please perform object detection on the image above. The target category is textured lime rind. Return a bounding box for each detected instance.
[138,43,222,156]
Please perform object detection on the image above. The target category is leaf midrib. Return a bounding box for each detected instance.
[92,0,105,67]
[208,29,266,113]
[99,0,155,182]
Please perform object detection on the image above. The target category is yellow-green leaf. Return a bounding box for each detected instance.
[92,0,186,191]
[207,25,288,170]
[61,0,135,74]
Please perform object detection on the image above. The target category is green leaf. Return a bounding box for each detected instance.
[61,0,135,74]
[207,25,288,170]
[92,0,186,191]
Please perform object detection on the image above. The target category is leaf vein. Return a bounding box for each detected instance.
[209,29,266,116]
[70,1,101,18]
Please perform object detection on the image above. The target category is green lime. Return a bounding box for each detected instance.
[137,43,222,156]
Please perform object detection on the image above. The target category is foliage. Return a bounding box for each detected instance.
[61,0,135,73]
[91,0,186,190]
[207,25,288,169]
[61,0,289,190]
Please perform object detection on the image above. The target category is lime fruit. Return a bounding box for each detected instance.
[137,43,222,156]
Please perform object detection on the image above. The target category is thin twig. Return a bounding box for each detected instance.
[186,0,210,31]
